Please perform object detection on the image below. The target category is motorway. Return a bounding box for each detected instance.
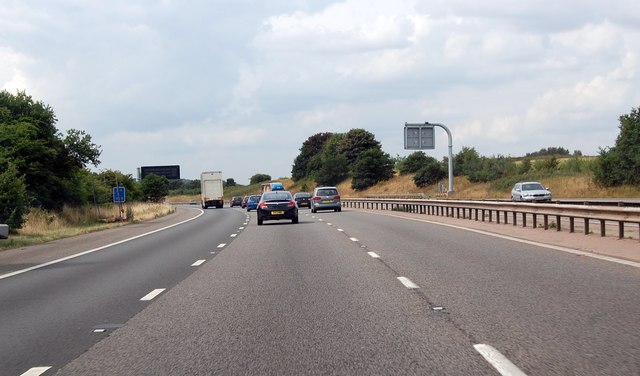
[1,206,639,375]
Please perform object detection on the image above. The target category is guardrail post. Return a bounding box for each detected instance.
[513,212,517,226]
[584,218,590,235]
[532,213,537,229]
[600,219,606,237]
[556,215,561,231]
[618,222,624,239]
[522,213,527,228]
[543,215,548,230]
[569,217,575,233]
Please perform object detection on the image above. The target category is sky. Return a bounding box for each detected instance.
[2,0,639,184]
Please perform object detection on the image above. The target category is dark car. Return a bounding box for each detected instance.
[256,191,299,225]
[241,196,250,208]
[230,196,243,207]
[310,186,341,213]
[293,192,311,208]
[246,195,261,211]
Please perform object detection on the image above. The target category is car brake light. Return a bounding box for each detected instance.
[288,201,296,207]
[259,202,268,209]
[313,196,321,201]
[334,195,340,200]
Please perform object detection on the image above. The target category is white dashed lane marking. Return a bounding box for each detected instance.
[350,237,358,242]
[191,260,206,266]
[397,277,419,289]
[474,344,527,376]
[217,243,226,248]
[230,233,237,238]
[20,367,51,376]
[367,252,380,258]
[140,289,166,301]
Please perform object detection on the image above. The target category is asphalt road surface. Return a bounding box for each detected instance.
[2,207,639,375]
[0,207,246,376]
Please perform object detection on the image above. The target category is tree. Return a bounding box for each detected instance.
[350,148,395,191]
[315,134,349,186]
[413,158,446,188]
[518,158,532,174]
[468,155,516,183]
[97,170,143,202]
[594,106,640,187]
[534,156,559,172]
[141,173,169,202]
[525,147,570,158]
[225,178,237,187]
[63,129,102,168]
[453,146,482,177]
[0,162,29,230]
[339,129,382,168]
[250,173,271,185]
[291,132,334,180]
[0,90,102,209]
[398,151,430,174]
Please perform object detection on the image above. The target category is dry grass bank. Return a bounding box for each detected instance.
[1,203,175,251]
[166,174,639,204]
[328,174,640,200]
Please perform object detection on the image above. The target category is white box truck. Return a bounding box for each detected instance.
[200,171,224,209]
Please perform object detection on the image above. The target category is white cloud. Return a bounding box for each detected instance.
[2,0,640,181]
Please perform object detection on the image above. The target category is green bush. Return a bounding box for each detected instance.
[0,163,29,230]
[413,159,446,188]
[398,151,430,174]
[351,149,394,191]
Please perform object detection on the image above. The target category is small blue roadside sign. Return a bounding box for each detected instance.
[113,187,126,203]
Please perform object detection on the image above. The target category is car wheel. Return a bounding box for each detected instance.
[292,216,298,224]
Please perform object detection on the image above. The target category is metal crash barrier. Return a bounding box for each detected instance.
[341,198,640,241]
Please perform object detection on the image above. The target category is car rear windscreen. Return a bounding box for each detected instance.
[264,193,291,201]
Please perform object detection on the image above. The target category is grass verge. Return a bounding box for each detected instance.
[1,203,175,251]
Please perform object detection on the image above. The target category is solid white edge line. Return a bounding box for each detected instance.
[397,276,419,289]
[20,367,52,376]
[368,252,380,258]
[367,211,640,269]
[474,344,527,376]
[0,209,206,281]
[140,288,166,301]
[191,260,206,266]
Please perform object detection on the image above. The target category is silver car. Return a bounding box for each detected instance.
[311,186,342,213]
[511,182,552,202]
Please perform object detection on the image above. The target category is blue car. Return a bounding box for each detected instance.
[246,195,261,211]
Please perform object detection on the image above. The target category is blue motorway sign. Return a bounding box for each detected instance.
[113,187,126,203]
